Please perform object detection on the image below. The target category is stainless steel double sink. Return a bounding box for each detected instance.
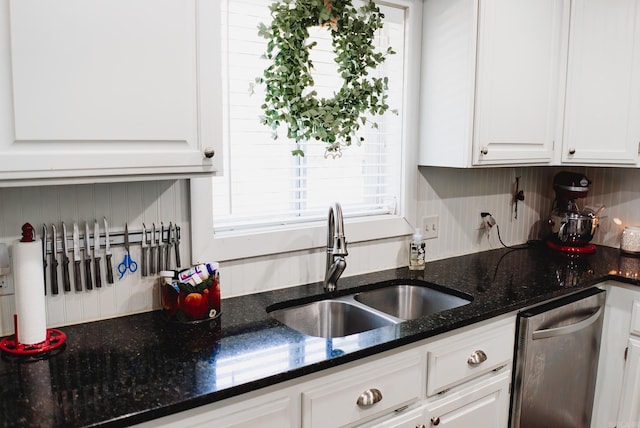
[268,281,473,338]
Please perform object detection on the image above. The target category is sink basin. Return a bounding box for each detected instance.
[268,281,473,338]
[269,299,396,338]
[354,284,472,320]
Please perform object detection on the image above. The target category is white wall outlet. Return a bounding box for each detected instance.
[422,215,439,239]
[0,275,14,296]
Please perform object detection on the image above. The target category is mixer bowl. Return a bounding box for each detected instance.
[549,211,598,246]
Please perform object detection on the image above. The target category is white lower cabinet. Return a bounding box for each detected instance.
[138,315,516,428]
[302,353,422,427]
[592,282,640,428]
[618,337,640,425]
[134,390,298,428]
[423,371,511,428]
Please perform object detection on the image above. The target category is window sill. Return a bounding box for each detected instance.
[196,213,413,262]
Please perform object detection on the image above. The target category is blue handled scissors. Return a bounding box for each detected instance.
[118,223,138,279]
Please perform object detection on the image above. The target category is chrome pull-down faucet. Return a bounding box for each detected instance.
[324,202,348,292]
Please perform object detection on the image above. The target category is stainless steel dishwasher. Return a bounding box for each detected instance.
[510,287,606,428]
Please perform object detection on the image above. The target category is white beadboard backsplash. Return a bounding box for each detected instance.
[0,166,638,336]
[0,180,190,336]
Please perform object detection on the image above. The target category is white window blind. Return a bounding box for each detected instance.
[214,0,406,233]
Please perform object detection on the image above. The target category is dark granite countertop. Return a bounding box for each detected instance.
[1,243,639,427]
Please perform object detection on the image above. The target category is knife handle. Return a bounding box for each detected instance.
[106,254,114,284]
[165,244,172,270]
[141,248,148,277]
[150,247,157,274]
[50,257,59,295]
[84,259,93,290]
[94,257,102,288]
[158,245,165,272]
[175,242,181,269]
[62,258,71,292]
[74,261,83,291]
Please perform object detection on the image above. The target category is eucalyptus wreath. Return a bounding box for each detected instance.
[253,0,396,157]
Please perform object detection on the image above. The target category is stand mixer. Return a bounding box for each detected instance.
[546,171,601,254]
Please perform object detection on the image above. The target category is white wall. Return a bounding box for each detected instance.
[0,166,637,336]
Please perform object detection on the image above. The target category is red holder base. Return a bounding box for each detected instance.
[0,328,67,357]
[545,239,596,255]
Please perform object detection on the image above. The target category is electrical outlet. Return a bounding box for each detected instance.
[422,215,439,239]
[0,275,14,296]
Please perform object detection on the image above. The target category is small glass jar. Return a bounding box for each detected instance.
[621,226,640,254]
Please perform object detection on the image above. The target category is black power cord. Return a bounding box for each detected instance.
[481,212,529,250]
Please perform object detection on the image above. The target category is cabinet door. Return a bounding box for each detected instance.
[618,337,640,425]
[423,372,511,428]
[562,0,640,164]
[0,0,221,184]
[473,0,568,165]
[365,407,425,428]
[135,395,296,428]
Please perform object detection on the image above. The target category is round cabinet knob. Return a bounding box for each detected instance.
[431,416,440,426]
[203,147,215,159]
[467,349,488,366]
[417,425,426,428]
[568,148,576,155]
[356,388,382,408]
[480,147,488,155]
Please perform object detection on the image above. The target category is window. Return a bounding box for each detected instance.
[190,0,421,262]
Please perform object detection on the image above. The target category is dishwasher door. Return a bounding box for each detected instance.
[510,287,606,428]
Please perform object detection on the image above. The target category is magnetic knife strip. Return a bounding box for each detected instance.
[39,222,181,295]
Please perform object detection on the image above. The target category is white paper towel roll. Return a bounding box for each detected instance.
[13,239,47,345]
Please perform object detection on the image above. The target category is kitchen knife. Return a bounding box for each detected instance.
[42,224,47,295]
[61,222,71,292]
[104,217,114,284]
[173,223,181,269]
[73,223,82,291]
[93,220,102,288]
[149,223,157,275]
[158,222,165,272]
[50,224,59,295]
[141,223,148,277]
[165,222,173,270]
[84,222,93,290]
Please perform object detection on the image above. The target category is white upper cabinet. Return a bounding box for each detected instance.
[419,0,568,167]
[0,0,222,185]
[561,0,640,165]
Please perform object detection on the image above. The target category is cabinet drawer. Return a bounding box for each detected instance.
[302,354,421,428]
[630,300,640,336]
[426,318,515,396]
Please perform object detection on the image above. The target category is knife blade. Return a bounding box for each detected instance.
[149,223,157,275]
[73,223,82,291]
[42,224,47,295]
[93,220,102,288]
[84,222,93,290]
[141,223,148,277]
[173,223,181,269]
[50,224,59,295]
[104,217,114,284]
[61,222,71,292]
[165,222,173,270]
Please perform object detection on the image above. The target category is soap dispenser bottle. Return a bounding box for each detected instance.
[409,228,426,270]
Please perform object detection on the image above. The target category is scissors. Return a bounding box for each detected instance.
[117,223,138,279]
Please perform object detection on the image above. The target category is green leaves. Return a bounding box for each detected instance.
[255,0,395,156]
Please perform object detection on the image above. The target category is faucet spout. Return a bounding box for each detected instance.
[324,202,348,292]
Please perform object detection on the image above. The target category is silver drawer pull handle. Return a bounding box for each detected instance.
[467,350,487,366]
[356,388,383,408]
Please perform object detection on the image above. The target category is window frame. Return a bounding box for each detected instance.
[190,0,422,263]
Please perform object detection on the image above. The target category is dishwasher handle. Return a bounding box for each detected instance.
[532,307,603,340]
